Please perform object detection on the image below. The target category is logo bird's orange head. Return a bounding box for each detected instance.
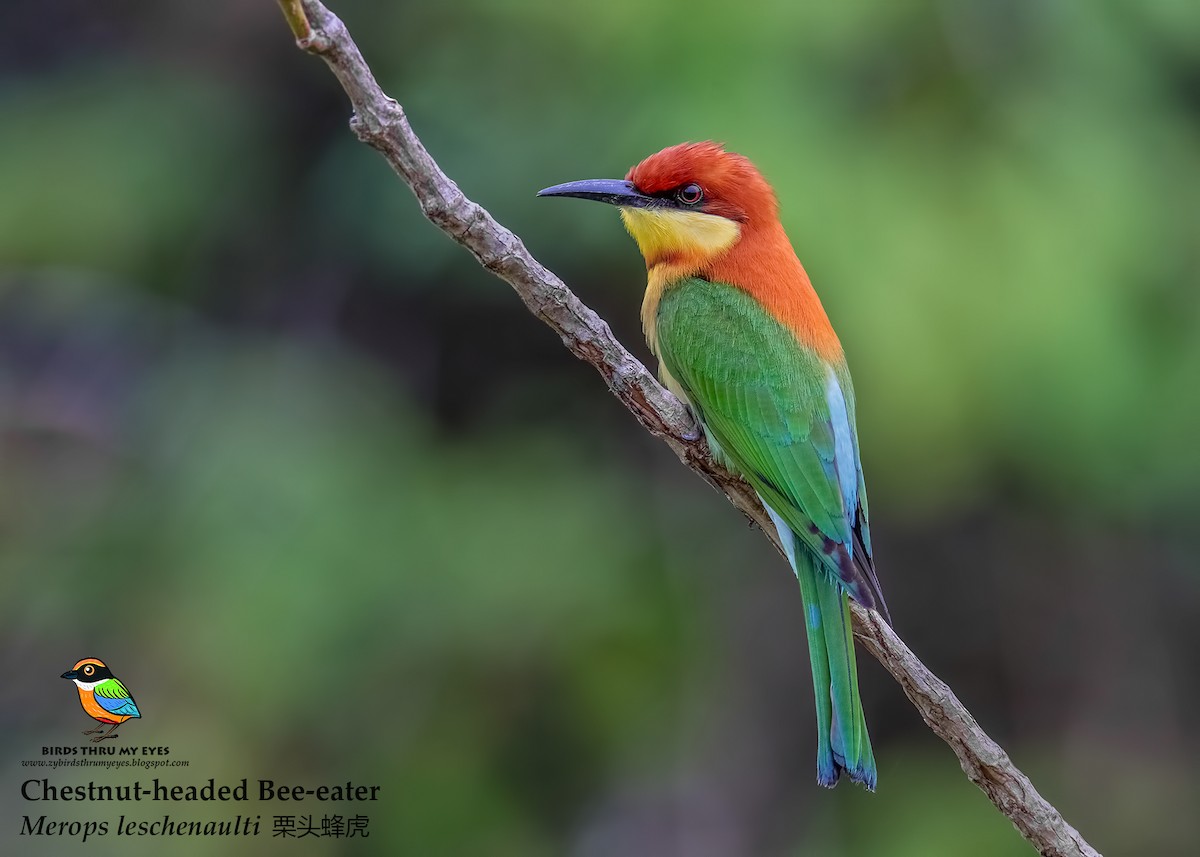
[62,658,108,684]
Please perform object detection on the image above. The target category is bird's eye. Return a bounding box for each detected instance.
[83,665,94,675]
[677,183,703,206]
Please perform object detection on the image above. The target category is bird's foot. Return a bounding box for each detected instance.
[91,733,119,743]
[686,408,700,444]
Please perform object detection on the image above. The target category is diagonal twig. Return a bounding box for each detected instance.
[276,3,1101,855]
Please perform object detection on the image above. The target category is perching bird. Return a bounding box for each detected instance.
[61,658,141,742]
[539,142,889,789]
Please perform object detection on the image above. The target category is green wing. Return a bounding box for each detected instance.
[655,278,885,613]
[95,678,131,700]
[92,677,141,719]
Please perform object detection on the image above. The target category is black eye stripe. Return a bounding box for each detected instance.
[647,183,704,207]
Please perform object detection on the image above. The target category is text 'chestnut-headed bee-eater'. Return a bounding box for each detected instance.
[61,658,141,742]
[540,142,889,790]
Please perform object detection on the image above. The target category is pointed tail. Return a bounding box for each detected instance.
[794,548,877,790]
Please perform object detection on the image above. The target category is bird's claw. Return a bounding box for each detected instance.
[680,407,703,443]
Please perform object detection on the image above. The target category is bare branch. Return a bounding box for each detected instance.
[276,0,312,42]
[279,3,1101,855]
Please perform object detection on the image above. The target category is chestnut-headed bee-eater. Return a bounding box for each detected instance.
[61,658,141,742]
[539,142,889,789]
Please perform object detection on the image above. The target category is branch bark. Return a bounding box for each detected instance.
[276,3,1101,855]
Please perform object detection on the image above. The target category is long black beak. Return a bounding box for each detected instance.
[537,178,656,208]
[61,670,77,680]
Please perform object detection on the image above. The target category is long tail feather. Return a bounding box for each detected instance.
[763,504,877,790]
[796,547,873,787]
[794,547,838,786]
[814,558,876,789]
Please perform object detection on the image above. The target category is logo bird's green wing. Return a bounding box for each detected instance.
[94,677,141,718]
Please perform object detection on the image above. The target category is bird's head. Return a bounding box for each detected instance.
[538,142,778,270]
[62,658,113,687]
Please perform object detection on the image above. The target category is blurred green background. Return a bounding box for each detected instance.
[2,0,1198,854]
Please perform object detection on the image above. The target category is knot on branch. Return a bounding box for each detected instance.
[296,32,332,53]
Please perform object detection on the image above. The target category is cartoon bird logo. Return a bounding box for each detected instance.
[60,658,141,742]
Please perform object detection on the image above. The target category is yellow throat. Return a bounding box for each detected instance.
[618,207,741,356]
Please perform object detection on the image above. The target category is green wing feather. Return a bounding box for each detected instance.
[95,678,131,700]
[655,278,883,612]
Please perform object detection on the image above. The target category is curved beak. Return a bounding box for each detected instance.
[537,178,656,209]
[61,670,77,680]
